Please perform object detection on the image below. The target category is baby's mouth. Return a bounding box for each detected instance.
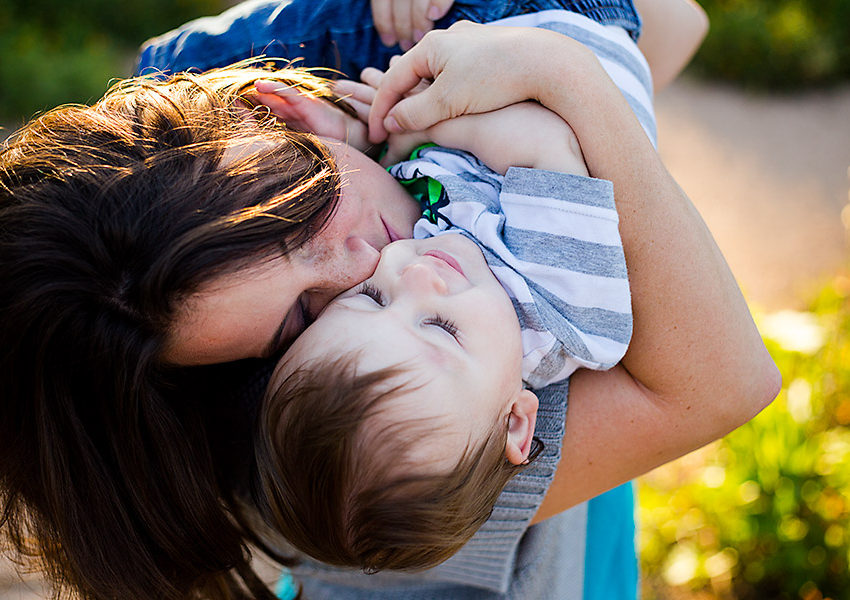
[424,250,465,277]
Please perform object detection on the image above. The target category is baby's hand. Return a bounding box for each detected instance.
[253,79,372,152]
[371,0,454,51]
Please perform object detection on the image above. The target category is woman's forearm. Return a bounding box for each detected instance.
[368,23,780,516]
[539,43,778,414]
[530,39,780,520]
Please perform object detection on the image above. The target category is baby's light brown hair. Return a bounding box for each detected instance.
[251,352,540,572]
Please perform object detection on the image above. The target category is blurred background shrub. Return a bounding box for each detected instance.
[0,0,230,122]
[640,276,850,600]
[692,0,850,90]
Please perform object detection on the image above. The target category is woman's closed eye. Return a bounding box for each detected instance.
[263,296,308,358]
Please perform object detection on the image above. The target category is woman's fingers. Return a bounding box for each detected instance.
[368,22,556,142]
[391,0,414,51]
[367,37,448,141]
[426,0,454,22]
[411,0,432,43]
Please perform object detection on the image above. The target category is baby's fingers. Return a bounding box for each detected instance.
[391,0,414,51]
[371,0,397,47]
[343,97,372,124]
[360,66,430,96]
[412,0,454,41]
[359,67,386,90]
[334,79,377,106]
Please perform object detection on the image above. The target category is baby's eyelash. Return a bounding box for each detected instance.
[358,282,385,305]
[424,314,459,339]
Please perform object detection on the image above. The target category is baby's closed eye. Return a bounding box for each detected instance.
[423,315,459,340]
[358,282,386,305]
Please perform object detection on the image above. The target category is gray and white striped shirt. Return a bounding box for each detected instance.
[391,147,631,389]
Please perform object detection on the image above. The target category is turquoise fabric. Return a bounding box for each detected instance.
[583,482,639,600]
[276,569,299,600]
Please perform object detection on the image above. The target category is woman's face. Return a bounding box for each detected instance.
[164,141,421,366]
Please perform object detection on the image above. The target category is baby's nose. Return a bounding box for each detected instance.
[398,262,448,295]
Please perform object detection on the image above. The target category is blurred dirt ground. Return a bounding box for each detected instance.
[656,78,850,310]
[2,77,849,599]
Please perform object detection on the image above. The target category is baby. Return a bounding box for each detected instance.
[249,8,663,577]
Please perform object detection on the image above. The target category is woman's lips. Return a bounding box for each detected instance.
[424,250,465,277]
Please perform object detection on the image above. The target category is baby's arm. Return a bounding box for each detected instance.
[250,76,587,178]
[413,102,589,176]
[635,0,708,91]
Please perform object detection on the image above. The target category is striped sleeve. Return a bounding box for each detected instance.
[492,9,657,148]
[395,146,632,389]
[498,166,631,388]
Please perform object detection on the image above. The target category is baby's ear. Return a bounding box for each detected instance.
[504,389,539,465]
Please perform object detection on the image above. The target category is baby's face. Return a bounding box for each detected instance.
[281,234,526,460]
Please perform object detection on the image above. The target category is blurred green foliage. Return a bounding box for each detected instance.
[3,0,850,124]
[0,0,229,122]
[640,275,850,600]
[692,0,850,90]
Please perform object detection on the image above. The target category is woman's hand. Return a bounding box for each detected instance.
[371,0,455,50]
[335,67,432,165]
[343,64,588,175]
[367,21,585,142]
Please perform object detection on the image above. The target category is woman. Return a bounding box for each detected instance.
[0,7,777,600]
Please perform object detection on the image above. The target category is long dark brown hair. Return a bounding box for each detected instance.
[0,65,346,599]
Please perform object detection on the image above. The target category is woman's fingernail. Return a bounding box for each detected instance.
[399,39,413,52]
[385,116,403,133]
[380,33,397,47]
[428,5,441,19]
[413,29,425,42]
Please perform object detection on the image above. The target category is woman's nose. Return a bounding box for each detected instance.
[397,262,448,295]
[305,237,380,319]
[344,235,381,282]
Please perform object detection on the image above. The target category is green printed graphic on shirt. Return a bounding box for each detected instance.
[392,143,449,225]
